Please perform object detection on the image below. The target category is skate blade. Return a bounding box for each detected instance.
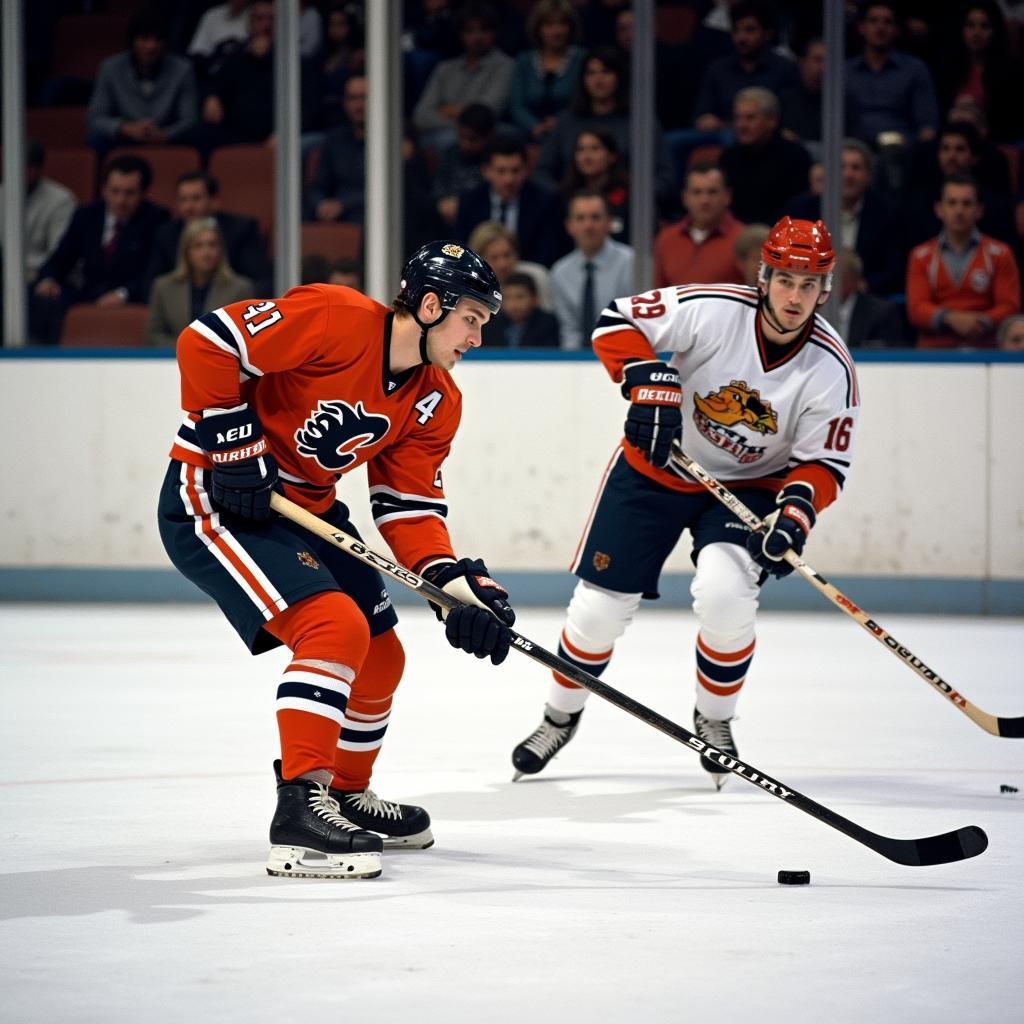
[512,770,525,782]
[382,828,434,850]
[266,845,382,879]
[712,774,729,791]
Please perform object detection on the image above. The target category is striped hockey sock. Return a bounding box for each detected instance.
[276,659,355,781]
[548,628,612,715]
[694,632,756,720]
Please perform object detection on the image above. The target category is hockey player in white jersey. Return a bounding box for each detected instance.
[511,217,859,787]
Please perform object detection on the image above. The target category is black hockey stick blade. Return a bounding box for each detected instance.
[997,715,1024,738]
[269,493,989,868]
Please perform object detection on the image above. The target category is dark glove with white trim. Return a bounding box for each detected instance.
[422,558,515,665]
[621,359,683,468]
[194,406,279,522]
[746,483,817,579]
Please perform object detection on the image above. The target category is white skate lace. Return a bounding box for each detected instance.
[522,719,572,759]
[695,713,736,753]
[308,785,363,833]
[343,788,403,821]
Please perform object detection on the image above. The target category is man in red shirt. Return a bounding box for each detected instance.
[653,163,745,288]
[158,242,516,879]
[906,175,1020,348]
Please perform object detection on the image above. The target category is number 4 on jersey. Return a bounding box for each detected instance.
[414,390,443,424]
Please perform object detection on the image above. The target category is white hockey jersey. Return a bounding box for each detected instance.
[592,282,859,511]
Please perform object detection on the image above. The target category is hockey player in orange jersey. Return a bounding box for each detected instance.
[158,241,516,879]
[510,217,860,787]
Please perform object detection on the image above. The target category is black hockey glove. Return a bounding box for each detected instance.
[422,558,516,665]
[746,482,817,579]
[194,406,279,522]
[621,360,683,469]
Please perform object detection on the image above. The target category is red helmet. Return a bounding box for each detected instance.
[760,217,836,292]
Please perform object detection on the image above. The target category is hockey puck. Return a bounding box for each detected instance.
[1000,784,1018,794]
[777,870,811,885]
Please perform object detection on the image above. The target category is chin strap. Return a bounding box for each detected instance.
[412,307,450,366]
[758,292,808,336]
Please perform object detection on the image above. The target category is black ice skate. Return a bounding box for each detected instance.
[331,787,434,849]
[267,768,383,879]
[511,706,583,781]
[693,708,738,791]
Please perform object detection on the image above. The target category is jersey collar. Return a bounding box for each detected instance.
[381,312,419,396]
[755,308,815,372]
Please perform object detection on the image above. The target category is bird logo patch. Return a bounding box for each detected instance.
[295,399,391,472]
[297,551,320,569]
[441,243,465,258]
[593,551,611,571]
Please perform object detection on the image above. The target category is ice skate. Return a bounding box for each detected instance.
[511,706,583,780]
[693,708,739,791]
[267,768,383,879]
[331,787,434,849]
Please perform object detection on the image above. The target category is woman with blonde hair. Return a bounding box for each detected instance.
[146,217,253,346]
[468,220,552,311]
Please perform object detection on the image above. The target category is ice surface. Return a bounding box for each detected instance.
[0,604,1021,1023]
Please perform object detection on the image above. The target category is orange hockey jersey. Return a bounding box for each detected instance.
[169,284,461,573]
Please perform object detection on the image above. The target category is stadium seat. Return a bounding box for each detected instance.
[26,107,90,150]
[689,144,724,167]
[104,146,202,210]
[60,304,148,348]
[301,223,363,262]
[52,14,130,83]
[45,148,98,204]
[656,6,698,45]
[208,145,275,237]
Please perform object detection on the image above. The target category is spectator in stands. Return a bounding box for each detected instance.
[30,154,168,344]
[692,1,798,134]
[188,0,249,71]
[733,222,771,286]
[535,47,676,211]
[906,175,1020,348]
[306,74,367,225]
[200,0,316,149]
[551,190,634,349]
[87,8,199,152]
[433,103,496,228]
[846,2,940,147]
[317,3,365,130]
[834,248,905,347]
[780,37,862,159]
[508,0,584,143]
[146,217,253,346]
[468,220,553,311]
[906,121,1016,249]
[560,128,630,243]
[0,139,76,282]
[788,139,905,296]
[653,163,745,288]
[934,1,1024,146]
[996,313,1024,350]
[299,0,324,59]
[411,2,514,155]
[456,136,567,267]
[485,271,561,348]
[719,87,812,225]
[146,171,270,296]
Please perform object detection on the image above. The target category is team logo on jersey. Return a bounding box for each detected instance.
[694,381,778,435]
[297,551,320,569]
[692,380,777,465]
[593,551,611,571]
[295,399,391,472]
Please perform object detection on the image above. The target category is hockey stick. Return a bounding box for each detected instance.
[269,492,987,867]
[669,440,1024,740]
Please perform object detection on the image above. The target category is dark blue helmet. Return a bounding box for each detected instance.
[398,241,502,317]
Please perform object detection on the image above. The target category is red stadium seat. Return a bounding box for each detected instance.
[301,223,363,262]
[689,144,724,167]
[208,145,275,237]
[60,304,148,348]
[104,146,202,211]
[52,14,130,82]
[999,144,1020,195]
[656,6,698,45]
[44,148,98,205]
[26,107,90,150]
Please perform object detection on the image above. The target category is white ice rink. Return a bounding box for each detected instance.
[1,603,1021,1023]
